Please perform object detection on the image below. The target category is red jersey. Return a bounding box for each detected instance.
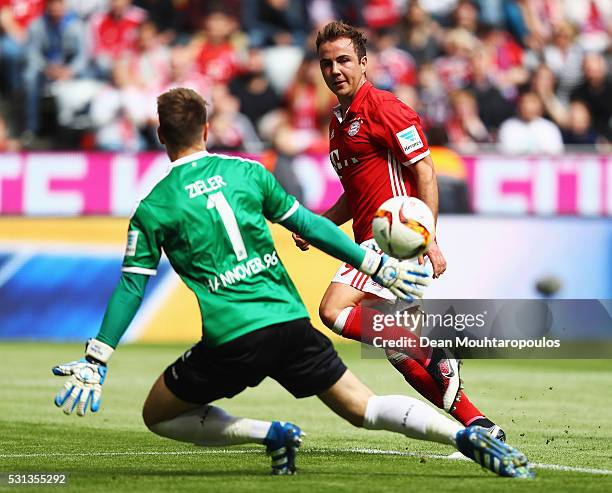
[329,81,430,243]
[90,6,146,58]
[0,0,43,30]
[196,42,240,84]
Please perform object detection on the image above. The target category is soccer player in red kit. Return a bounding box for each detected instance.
[293,21,505,439]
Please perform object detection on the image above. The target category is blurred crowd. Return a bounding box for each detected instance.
[0,0,611,156]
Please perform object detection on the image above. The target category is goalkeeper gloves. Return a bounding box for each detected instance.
[52,339,113,416]
[360,250,431,301]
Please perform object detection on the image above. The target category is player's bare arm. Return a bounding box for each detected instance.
[409,155,447,278]
[292,193,352,251]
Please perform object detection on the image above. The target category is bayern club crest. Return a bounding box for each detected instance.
[348,119,361,136]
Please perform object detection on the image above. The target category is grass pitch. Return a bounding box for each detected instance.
[1,342,611,492]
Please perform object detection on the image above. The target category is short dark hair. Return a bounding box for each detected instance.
[157,88,207,152]
[316,21,367,60]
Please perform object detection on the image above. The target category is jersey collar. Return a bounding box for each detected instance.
[332,80,372,123]
[169,150,209,169]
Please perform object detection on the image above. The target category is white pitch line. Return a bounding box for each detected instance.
[1,447,611,476]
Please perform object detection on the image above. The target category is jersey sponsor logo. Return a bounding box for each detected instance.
[185,175,227,199]
[348,119,361,137]
[207,251,280,293]
[125,230,138,256]
[330,149,359,173]
[396,125,423,155]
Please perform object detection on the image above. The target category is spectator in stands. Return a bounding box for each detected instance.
[399,1,442,65]
[141,44,213,146]
[520,0,565,46]
[206,84,263,153]
[165,0,241,36]
[452,0,480,34]
[570,52,612,140]
[445,89,490,152]
[561,100,598,148]
[90,60,149,151]
[65,0,106,21]
[369,28,417,91]
[530,63,568,127]
[503,0,541,49]
[548,23,584,100]
[160,45,211,99]
[475,0,505,28]
[417,63,450,132]
[242,0,309,48]
[525,22,584,101]
[362,0,402,29]
[229,46,282,131]
[192,8,242,84]
[283,53,335,150]
[434,27,477,90]
[128,20,170,93]
[467,49,514,131]
[0,0,43,94]
[89,0,146,79]
[134,0,181,43]
[498,91,564,154]
[563,0,611,53]
[419,0,458,25]
[479,26,527,98]
[23,0,86,139]
[503,0,543,48]
[328,0,364,27]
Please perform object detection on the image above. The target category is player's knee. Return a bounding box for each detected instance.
[318,302,339,331]
[142,402,158,430]
[142,394,167,430]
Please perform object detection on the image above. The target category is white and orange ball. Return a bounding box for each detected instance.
[372,196,435,259]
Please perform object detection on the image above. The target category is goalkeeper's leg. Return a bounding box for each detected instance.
[143,375,271,445]
[318,369,532,478]
[142,375,303,474]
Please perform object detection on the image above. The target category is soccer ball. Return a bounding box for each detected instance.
[372,196,435,259]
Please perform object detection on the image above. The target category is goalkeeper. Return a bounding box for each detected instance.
[52,87,533,479]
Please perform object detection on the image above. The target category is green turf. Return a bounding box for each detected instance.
[1,342,611,492]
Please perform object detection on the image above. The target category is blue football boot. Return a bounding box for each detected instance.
[456,426,535,478]
[263,421,304,475]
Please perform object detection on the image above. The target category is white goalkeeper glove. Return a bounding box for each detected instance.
[359,250,431,300]
[52,339,113,416]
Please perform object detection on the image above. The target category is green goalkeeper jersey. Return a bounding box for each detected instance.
[122,151,308,347]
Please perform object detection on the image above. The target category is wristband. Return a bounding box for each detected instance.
[85,339,114,364]
[359,248,382,276]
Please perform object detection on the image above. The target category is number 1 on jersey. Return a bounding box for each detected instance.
[207,192,247,261]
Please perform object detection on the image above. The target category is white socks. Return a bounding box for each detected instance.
[149,398,462,449]
[364,395,462,446]
[150,405,271,446]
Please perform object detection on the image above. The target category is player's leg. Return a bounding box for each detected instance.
[319,281,428,361]
[386,350,504,438]
[142,373,274,446]
[317,369,460,444]
[272,318,458,445]
[323,255,500,429]
[317,370,533,478]
[141,338,304,475]
[319,277,461,410]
